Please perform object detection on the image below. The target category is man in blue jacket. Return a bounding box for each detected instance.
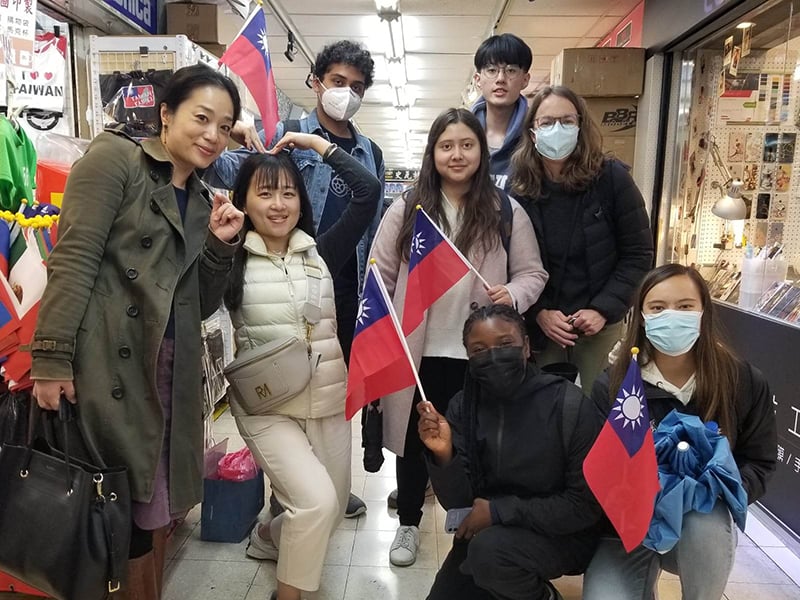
[471,33,532,191]
[205,40,385,520]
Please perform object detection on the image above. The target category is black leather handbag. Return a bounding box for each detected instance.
[0,400,131,600]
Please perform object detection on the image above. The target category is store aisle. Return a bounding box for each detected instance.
[159,409,800,600]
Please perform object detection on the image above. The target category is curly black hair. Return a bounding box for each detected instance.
[462,303,527,347]
[313,40,375,90]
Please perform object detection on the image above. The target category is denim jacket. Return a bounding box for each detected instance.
[204,109,385,291]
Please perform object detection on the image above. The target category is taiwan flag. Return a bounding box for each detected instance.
[219,7,280,144]
[402,207,472,335]
[346,263,417,420]
[583,350,660,552]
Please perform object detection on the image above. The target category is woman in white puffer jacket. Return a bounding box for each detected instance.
[223,132,381,600]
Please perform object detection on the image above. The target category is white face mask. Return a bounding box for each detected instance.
[319,82,362,122]
[532,122,580,160]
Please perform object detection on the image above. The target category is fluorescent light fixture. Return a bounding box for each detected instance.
[386,57,407,87]
[393,86,409,107]
[711,179,747,220]
[396,106,410,130]
[736,21,755,29]
[375,0,399,11]
[384,17,405,59]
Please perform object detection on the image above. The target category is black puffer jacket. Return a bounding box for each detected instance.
[521,159,653,341]
[427,369,605,537]
[592,360,777,504]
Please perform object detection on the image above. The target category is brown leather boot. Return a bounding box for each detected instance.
[119,551,159,600]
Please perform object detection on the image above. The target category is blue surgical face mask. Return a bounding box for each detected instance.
[532,122,579,160]
[642,310,703,357]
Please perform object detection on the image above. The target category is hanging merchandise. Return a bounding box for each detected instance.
[0,114,37,212]
[0,0,37,70]
[100,68,173,138]
[0,202,58,391]
[10,32,67,131]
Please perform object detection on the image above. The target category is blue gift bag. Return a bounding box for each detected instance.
[201,469,265,543]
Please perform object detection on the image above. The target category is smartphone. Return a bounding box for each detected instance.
[444,507,472,533]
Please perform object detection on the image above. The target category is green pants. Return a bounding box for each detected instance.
[534,320,625,395]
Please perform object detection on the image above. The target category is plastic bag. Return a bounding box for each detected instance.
[361,401,384,473]
[217,447,258,482]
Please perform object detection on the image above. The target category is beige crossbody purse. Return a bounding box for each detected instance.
[224,249,324,415]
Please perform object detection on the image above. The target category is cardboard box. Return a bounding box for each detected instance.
[551,48,645,97]
[200,43,227,57]
[167,3,224,44]
[585,97,638,165]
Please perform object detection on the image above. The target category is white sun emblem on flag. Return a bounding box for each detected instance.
[356,298,371,327]
[258,28,269,55]
[411,232,426,256]
[611,384,645,429]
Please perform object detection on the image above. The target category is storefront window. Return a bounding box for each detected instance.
[666,0,800,320]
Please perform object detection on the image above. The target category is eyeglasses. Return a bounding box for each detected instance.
[480,64,524,80]
[533,114,580,129]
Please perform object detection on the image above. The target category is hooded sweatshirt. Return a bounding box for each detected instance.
[472,95,529,192]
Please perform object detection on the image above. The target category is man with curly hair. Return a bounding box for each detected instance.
[206,40,384,521]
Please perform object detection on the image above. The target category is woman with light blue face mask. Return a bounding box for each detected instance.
[510,86,653,394]
[584,263,777,600]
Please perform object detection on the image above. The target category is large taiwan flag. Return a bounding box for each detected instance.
[219,7,280,144]
[345,263,417,420]
[402,207,472,335]
[583,349,660,552]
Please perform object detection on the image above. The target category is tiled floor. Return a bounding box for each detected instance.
[159,409,800,600]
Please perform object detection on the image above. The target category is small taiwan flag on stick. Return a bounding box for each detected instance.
[219,4,280,144]
[345,261,421,420]
[583,347,660,552]
[402,206,484,335]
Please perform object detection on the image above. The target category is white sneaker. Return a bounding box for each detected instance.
[246,524,278,561]
[389,525,420,566]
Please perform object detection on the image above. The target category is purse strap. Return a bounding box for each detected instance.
[300,247,323,345]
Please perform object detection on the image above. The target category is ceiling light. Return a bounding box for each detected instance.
[736,22,755,29]
[378,9,404,59]
[375,0,399,11]
[386,57,407,87]
[393,86,409,107]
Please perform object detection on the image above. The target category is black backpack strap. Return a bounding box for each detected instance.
[498,190,513,257]
[561,384,582,456]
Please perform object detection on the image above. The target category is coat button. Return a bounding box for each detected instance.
[149,199,160,214]
[125,267,138,280]
[119,346,131,358]
[111,386,124,399]
[140,235,153,248]
[149,170,159,181]
[126,305,139,317]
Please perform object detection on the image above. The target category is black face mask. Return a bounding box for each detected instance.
[468,346,527,400]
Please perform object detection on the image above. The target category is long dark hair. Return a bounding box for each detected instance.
[609,264,738,444]
[157,64,241,134]
[510,85,605,199]
[224,152,315,310]
[395,108,501,261]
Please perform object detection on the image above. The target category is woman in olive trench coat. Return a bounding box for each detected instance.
[30,65,244,597]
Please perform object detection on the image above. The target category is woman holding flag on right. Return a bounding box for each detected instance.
[583,263,776,600]
[369,107,548,567]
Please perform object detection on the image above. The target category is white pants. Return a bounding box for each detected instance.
[236,412,351,591]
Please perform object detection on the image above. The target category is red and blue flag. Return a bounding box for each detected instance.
[219,7,280,145]
[583,350,660,552]
[402,207,471,334]
[346,263,417,420]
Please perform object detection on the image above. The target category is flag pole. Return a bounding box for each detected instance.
[417,206,491,290]
[631,346,639,362]
[370,261,429,406]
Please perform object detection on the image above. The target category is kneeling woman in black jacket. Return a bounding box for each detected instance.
[418,304,604,600]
